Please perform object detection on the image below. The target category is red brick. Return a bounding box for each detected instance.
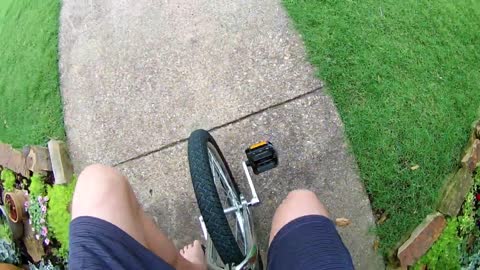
[398,213,446,266]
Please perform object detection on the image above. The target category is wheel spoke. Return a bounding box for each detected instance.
[207,147,247,255]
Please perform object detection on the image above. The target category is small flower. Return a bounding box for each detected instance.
[37,196,42,203]
[35,234,40,240]
[24,201,29,210]
[41,226,48,236]
[41,205,47,213]
[44,238,50,245]
[24,190,29,196]
[40,218,45,224]
[43,196,49,202]
[28,219,32,225]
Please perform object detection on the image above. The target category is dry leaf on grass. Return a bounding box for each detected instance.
[410,164,420,170]
[373,239,380,251]
[378,213,388,224]
[335,218,351,227]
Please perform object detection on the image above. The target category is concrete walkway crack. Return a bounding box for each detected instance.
[113,85,323,167]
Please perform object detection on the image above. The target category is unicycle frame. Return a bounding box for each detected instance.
[199,161,262,270]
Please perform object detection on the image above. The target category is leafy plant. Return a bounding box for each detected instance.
[0,238,19,264]
[415,218,462,270]
[1,169,16,192]
[29,174,47,198]
[26,195,50,245]
[47,179,76,259]
[459,191,475,238]
[0,222,12,243]
[460,171,480,269]
[460,237,480,269]
[29,259,60,270]
[462,249,480,270]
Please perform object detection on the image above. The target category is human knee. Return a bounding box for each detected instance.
[76,164,129,198]
[269,189,329,244]
[280,189,329,217]
[287,189,317,198]
[78,163,125,186]
[72,164,132,216]
[284,189,318,203]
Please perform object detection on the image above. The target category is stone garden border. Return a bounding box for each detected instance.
[0,140,73,264]
[0,140,73,183]
[393,120,480,268]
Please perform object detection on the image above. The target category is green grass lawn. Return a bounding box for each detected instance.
[0,0,64,148]
[283,0,480,255]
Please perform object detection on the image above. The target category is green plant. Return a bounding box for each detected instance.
[415,218,462,270]
[26,195,50,245]
[0,238,19,264]
[47,179,76,259]
[0,222,12,244]
[26,174,49,245]
[462,248,480,270]
[1,169,16,192]
[459,191,476,238]
[460,237,480,269]
[459,171,480,269]
[29,174,47,198]
[29,260,60,270]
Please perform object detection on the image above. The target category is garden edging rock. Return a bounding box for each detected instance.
[397,212,446,267]
[26,146,52,175]
[461,139,480,173]
[438,167,473,216]
[48,140,73,185]
[0,144,29,178]
[392,119,480,267]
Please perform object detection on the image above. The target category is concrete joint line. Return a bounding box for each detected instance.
[113,85,323,167]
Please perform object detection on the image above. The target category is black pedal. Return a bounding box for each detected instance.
[245,141,278,175]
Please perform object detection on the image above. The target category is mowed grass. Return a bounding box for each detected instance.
[0,0,64,148]
[283,0,480,254]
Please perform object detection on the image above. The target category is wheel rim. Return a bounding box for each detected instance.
[207,143,247,256]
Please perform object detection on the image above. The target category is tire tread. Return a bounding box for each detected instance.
[188,129,244,265]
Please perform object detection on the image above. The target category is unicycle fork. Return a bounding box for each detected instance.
[188,130,278,270]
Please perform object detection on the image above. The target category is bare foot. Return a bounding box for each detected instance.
[180,240,207,270]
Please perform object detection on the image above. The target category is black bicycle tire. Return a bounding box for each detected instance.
[188,129,244,265]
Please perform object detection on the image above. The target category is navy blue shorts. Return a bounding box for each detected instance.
[69,215,353,269]
[267,215,354,269]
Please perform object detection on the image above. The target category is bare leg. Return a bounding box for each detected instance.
[269,189,329,244]
[71,164,206,270]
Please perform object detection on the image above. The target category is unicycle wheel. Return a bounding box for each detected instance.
[188,129,245,265]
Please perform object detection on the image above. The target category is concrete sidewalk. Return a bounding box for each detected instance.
[59,0,383,268]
